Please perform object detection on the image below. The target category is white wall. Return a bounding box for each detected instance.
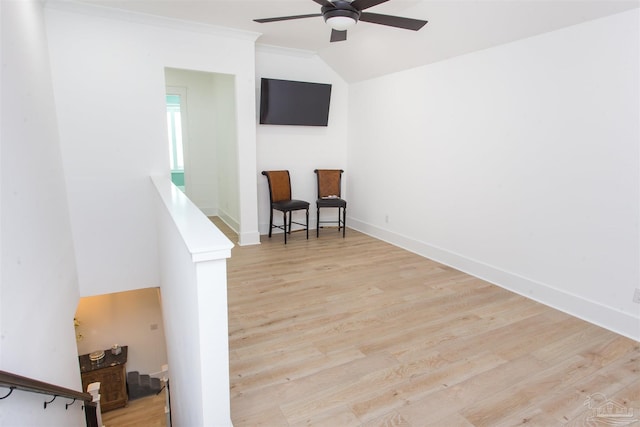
[1,1,84,425]
[75,288,168,376]
[255,47,349,234]
[213,74,242,233]
[43,2,260,298]
[348,10,640,339]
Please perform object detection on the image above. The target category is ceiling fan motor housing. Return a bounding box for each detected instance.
[322,1,361,24]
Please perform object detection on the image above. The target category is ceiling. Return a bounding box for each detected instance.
[70,0,639,82]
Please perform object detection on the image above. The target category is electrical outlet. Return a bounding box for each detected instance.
[633,289,640,304]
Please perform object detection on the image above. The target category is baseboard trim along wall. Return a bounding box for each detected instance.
[216,209,238,233]
[349,217,639,341]
[216,210,261,246]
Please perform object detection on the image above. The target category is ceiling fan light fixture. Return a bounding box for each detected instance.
[322,5,360,31]
[254,0,428,43]
[326,15,357,31]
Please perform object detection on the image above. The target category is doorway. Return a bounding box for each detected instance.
[164,68,240,231]
[165,90,187,192]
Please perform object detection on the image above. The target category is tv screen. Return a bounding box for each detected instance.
[259,78,332,126]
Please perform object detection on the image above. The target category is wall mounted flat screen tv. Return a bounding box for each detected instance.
[259,78,332,126]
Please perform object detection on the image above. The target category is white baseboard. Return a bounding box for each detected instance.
[217,210,239,233]
[238,231,260,246]
[199,207,217,216]
[215,211,260,246]
[348,217,639,341]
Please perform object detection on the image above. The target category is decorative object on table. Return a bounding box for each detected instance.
[79,346,128,412]
[74,317,83,342]
[89,350,105,364]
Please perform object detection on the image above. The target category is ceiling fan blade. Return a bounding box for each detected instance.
[359,12,427,31]
[330,29,347,42]
[254,13,322,23]
[350,0,388,11]
[312,0,334,7]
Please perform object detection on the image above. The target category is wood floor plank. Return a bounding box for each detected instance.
[460,353,608,425]
[361,411,413,427]
[349,350,507,424]
[101,393,166,427]
[396,354,549,425]
[209,218,640,427]
[288,405,362,427]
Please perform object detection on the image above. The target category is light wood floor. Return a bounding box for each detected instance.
[220,219,639,427]
[102,219,639,426]
[101,393,167,427]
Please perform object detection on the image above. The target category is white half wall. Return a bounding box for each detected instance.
[153,176,233,427]
[255,47,349,235]
[1,1,84,424]
[348,10,640,339]
[44,2,259,295]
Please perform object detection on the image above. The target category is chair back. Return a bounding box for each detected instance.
[262,170,292,203]
[315,169,343,198]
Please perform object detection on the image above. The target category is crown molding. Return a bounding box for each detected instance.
[255,44,317,58]
[44,0,261,42]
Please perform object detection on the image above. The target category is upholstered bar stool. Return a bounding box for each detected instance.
[262,170,309,244]
[314,169,346,238]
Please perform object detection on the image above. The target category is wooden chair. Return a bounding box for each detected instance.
[262,170,309,244]
[314,169,346,238]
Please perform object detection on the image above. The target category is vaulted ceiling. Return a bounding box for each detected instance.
[70,0,639,82]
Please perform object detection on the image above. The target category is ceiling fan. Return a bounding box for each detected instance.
[254,0,428,43]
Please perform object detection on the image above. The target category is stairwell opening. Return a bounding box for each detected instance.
[74,287,169,406]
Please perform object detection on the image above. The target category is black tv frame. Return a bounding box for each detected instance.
[259,78,332,127]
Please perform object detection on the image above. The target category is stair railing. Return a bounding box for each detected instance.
[160,364,171,427]
[0,370,99,427]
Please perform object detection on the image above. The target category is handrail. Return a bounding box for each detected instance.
[0,370,94,408]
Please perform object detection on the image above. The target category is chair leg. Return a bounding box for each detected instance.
[268,208,273,238]
[306,208,309,239]
[342,206,346,238]
[283,211,287,244]
[316,206,320,238]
